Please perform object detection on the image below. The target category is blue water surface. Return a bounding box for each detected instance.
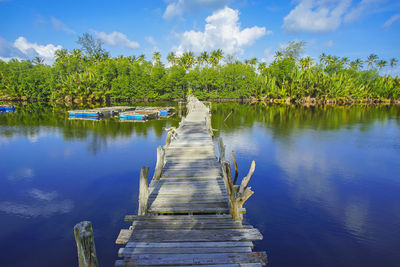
[0,102,399,267]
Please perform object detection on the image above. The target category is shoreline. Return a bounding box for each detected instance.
[1,96,400,106]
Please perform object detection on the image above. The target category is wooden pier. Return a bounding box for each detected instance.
[114,96,267,266]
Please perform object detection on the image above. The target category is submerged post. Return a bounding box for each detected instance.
[218,137,225,162]
[74,221,98,267]
[138,166,150,216]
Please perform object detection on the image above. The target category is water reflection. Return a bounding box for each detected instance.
[0,101,399,267]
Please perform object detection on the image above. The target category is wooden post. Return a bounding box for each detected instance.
[218,137,225,163]
[74,221,98,267]
[232,150,239,184]
[153,146,165,180]
[222,161,240,219]
[138,166,150,216]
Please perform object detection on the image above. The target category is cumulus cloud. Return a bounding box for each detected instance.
[283,0,388,33]
[344,0,385,24]
[175,6,269,54]
[163,0,229,20]
[93,31,139,49]
[283,0,352,33]
[9,37,62,64]
[383,13,400,28]
[50,17,75,34]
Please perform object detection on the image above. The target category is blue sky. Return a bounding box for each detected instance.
[0,0,399,74]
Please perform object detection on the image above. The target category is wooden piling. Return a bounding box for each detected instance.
[218,137,225,162]
[74,221,98,267]
[138,167,150,216]
[153,146,165,180]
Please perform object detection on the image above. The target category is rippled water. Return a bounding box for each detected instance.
[0,102,399,266]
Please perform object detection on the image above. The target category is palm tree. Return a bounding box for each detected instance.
[300,56,314,69]
[390,58,398,68]
[274,51,283,60]
[33,56,44,65]
[350,58,363,70]
[257,62,267,73]
[137,54,146,63]
[179,51,195,71]
[210,49,223,66]
[366,54,378,69]
[152,51,161,65]
[376,59,388,70]
[200,51,209,66]
[167,52,177,66]
[341,57,350,67]
[319,53,327,64]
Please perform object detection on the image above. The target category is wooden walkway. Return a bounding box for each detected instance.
[115,96,267,266]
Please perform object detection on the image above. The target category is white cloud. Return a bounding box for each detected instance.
[145,36,157,45]
[93,31,140,49]
[50,17,75,34]
[13,37,62,64]
[163,0,229,20]
[283,0,352,33]
[175,6,269,54]
[383,13,400,28]
[344,0,385,24]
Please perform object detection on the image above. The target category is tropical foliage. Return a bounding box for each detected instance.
[0,35,399,103]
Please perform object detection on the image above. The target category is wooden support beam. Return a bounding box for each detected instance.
[138,167,150,216]
[153,146,165,181]
[74,221,98,267]
[232,150,239,184]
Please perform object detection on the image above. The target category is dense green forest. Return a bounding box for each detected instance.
[0,34,399,103]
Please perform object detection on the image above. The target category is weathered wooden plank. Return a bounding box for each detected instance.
[131,223,252,230]
[119,246,252,256]
[129,229,263,242]
[148,207,230,214]
[116,229,133,244]
[116,252,266,265]
[124,215,233,221]
[125,241,253,248]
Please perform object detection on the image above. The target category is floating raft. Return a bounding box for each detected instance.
[68,106,135,118]
[136,107,175,117]
[0,105,15,113]
[120,110,159,121]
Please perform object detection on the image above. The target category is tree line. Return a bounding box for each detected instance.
[0,34,399,103]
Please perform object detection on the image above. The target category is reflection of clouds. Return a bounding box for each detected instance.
[30,188,58,201]
[0,200,73,217]
[7,167,34,181]
[0,188,73,218]
[222,130,259,156]
[344,201,369,237]
[275,140,370,239]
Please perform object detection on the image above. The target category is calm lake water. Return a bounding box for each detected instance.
[0,102,399,267]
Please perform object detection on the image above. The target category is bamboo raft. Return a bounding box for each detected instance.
[113,96,267,266]
[120,110,159,121]
[68,106,135,117]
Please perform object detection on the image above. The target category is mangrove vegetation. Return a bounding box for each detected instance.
[0,34,399,104]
